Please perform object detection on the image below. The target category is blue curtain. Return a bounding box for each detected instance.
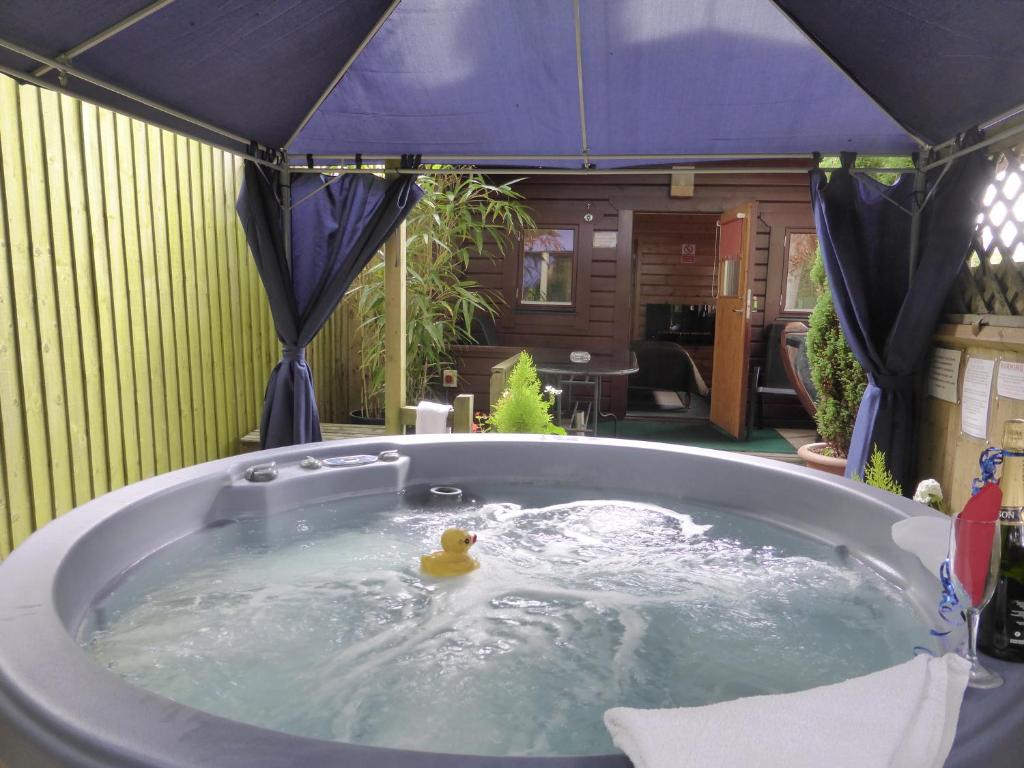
[810,148,993,491]
[237,161,422,449]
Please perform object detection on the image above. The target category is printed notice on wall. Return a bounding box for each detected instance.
[961,356,996,440]
[998,361,1024,400]
[926,347,962,403]
[592,231,618,249]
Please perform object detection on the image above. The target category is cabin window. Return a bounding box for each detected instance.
[782,230,819,313]
[519,227,575,306]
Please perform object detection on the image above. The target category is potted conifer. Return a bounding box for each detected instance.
[797,250,867,475]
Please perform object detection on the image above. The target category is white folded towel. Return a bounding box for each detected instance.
[415,400,452,434]
[604,653,970,768]
[892,516,950,580]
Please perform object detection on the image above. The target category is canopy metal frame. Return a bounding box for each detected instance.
[286,164,911,177]
[30,0,177,79]
[0,34,252,150]
[766,0,928,149]
[283,0,403,148]
[4,7,1021,177]
[572,0,591,168]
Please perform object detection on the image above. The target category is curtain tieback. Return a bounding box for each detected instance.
[869,373,914,392]
[281,345,306,362]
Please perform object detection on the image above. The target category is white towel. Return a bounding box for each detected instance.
[604,653,970,768]
[415,400,452,434]
[892,516,950,580]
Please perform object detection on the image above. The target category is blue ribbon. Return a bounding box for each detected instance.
[914,558,963,657]
[972,447,1004,495]
[933,558,961,636]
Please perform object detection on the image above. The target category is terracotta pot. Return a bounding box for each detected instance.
[797,441,848,476]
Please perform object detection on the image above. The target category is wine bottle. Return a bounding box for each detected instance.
[979,419,1024,662]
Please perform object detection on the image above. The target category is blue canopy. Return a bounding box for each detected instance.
[1,1,1021,164]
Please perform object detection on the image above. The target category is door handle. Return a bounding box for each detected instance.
[732,289,754,316]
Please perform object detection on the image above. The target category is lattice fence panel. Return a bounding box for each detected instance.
[946,150,1024,316]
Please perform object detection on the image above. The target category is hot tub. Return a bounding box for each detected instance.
[0,435,1019,767]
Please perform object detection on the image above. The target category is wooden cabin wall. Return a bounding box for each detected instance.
[463,172,814,422]
[467,183,629,416]
[0,75,282,556]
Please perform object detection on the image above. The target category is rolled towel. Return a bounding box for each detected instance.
[604,653,970,768]
[892,516,951,580]
[416,401,452,434]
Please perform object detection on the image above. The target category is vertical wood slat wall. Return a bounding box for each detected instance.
[0,74,282,557]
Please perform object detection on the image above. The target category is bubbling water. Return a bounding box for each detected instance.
[82,485,931,756]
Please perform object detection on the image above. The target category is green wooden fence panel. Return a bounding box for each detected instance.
[0,73,279,556]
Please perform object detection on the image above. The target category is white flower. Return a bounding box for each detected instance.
[544,385,562,396]
[913,479,944,505]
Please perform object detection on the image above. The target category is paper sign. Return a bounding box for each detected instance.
[961,356,996,440]
[681,243,697,264]
[926,347,961,403]
[592,231,617,249]
[998,361,1024,400]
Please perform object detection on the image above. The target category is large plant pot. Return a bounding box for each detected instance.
[348,409,385,426]
[797,441,847,477]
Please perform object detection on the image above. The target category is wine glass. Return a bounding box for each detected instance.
[948,516,1003,688]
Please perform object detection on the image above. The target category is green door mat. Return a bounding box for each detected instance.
[597,419,796,454]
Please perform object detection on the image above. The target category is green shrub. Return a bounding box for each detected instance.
[488,352,566,435]
[805,250,866,457]
[859,445,903,496]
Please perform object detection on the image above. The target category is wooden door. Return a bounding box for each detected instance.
[710,203,757,439]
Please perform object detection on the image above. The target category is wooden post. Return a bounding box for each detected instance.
[490,353,521,410]
[384,161,407,435]
[453,393,474,433]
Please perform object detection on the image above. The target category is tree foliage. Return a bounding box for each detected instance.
[819,154,913,186]
[488,352,566,435]
[806,249,866,457]
[860,445,903,496]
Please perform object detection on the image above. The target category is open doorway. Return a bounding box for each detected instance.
[628,212,720,423]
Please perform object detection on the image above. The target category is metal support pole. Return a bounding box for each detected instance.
[285,0,403,147]
[289,151,816,165]
[286,165,911,178]
[908,166,927,285]
[280,166,291,270]
[572,0,590,167]
[383,160,407,435]
[31,0,177,78]
[922,120,1024,172]
[0,35,250,148]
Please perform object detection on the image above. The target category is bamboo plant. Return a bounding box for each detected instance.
[355,172,535,419]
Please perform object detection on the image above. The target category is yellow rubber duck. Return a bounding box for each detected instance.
[420,528,480,577]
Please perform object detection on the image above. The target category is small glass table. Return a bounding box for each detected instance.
[531,348,639,436]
